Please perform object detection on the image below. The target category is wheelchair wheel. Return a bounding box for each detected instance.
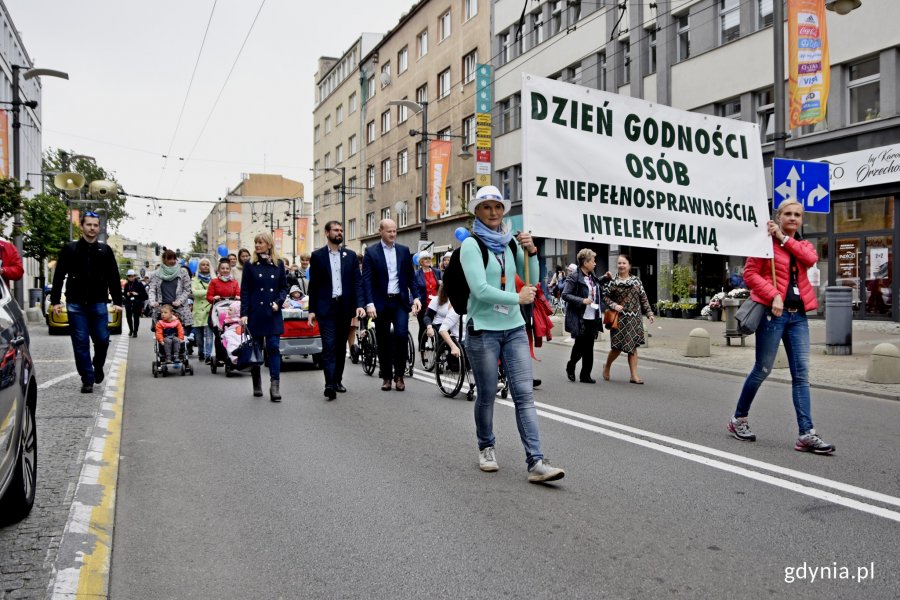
[419,333,436,372]
[434,339,464,398]
[361,331,377,376]
[406,332,415,376]
[152,362,158,378]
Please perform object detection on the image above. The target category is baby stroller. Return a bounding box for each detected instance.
[150,311,194,378]
[209,298,240,377]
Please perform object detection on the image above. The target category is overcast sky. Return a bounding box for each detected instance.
[7,0,418,249]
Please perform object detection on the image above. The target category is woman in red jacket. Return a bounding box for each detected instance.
[207,258,241,303]
[728,200,834,455]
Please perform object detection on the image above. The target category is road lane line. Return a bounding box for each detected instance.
[407,368,900,521]
[47,334,128,599]
[37,370,79,390]
[529,401,900,509]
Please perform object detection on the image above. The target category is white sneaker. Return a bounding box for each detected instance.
[528,459,565,483]
[479,446,498,472]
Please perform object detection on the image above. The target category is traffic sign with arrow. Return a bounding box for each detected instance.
[773,158,830,213]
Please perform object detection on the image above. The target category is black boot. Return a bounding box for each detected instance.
[251,368,263,397]
[270,379,281,402]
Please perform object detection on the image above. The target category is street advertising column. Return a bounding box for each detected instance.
[475,64,493,187]
[521,74,771,258]
[788,0,830,128]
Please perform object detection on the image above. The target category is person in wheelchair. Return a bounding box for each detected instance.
[437,304,464,372]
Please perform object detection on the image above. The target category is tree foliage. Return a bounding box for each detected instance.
[22,193,71,285]
[190,229,207,254]
[0,178,24,234]
[42,148,129,229]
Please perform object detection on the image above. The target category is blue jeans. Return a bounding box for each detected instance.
[193,326,212,358]
[254,334,281,380]
[734,311,813,434]
[66,302,110,385]
[465,325,543,467]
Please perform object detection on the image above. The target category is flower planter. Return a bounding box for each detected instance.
[708,308,722,322]
[670,309,682,319]
[682,310,696,319]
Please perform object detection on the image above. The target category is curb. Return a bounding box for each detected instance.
[47,334,129,599]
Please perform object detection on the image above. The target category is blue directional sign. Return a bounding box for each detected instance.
[773,158,830,213]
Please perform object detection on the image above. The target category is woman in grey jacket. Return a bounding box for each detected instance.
[562,248,611,383]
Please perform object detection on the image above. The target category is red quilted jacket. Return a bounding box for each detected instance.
[744,237,818,312]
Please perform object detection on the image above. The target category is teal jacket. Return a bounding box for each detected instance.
[460,236,538,331]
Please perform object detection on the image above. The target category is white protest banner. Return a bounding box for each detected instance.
[522,74,772,258]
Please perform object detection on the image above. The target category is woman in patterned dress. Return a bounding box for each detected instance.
[601,254,655,384]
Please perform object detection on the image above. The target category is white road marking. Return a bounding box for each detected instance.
[37,371,79,390]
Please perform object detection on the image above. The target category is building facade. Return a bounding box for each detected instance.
[492,0,899,320]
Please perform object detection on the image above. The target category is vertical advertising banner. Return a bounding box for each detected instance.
[427,140,452,218]
[789,0,830,128]
[475,64,493,187]
[0,110,8,178]
[273,228,284,256]
[295,217,309,256]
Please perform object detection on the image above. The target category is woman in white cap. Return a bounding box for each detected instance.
[413,249,441,356]
[123,269,148,337]
[461,185,565,484]
[440,251,452,272]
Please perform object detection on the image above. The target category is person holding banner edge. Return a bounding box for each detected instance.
[727,199,835,455]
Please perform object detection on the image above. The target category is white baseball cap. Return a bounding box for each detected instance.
[472,185,511,215]
[126,269,136,276]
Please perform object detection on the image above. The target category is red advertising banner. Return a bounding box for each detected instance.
[427,140,452,218]
[0,110,8,178]
[295,217,309,257]
[273,228,284,256]
[788,0,830,128]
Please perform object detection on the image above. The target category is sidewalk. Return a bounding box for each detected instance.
[548,315,900,401]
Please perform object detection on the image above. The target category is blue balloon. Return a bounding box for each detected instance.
[217,244,228,257]
[188,258,199,275]
[412,253,420,266]
[454,227,470,242]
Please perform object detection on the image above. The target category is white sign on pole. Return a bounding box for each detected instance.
[522,74,772,258]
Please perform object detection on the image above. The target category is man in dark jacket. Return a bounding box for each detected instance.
[50,211,124,393]
[123,269,148,337]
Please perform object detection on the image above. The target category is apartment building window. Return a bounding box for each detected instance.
[550,1,563,36]
[367,165,375,188]
[463,50,478,84]
[336,144,344,164]
[462,115,475,147]
[348,176,357,197]
[620,41,630,85]
[398,149,409,175]
[366,212,376,235]
[564,63,583,85]
[646,29,657,75]
[462,179,476,212]
[848,56,880,124]
[398,99,409,124]
[758,0,774,29]
[347,218,357,240]
[416,84,428,104]
[314,159,320,173]
[531,11,545,48]
[499,31,511,66]
[366,74,375,100]
[314,125,320,142]
[381,207,391,222]
[499,93,521,134]
[465,0,478,20]
[416,140,424,169]
[440,187,452,218]
[381,62,391,88]
[437,127,451,141]
[720,0,740,44]
[397,201,409,227]
[381,110,391,134]
[398,46,408,74]
[439,11,451,41]
[349,134,358,156]
[438,68,451,99]
[324,115,332,134]
[324,152,331,169]
[314,195,320,212]
[381,158,391,183]
[756,88,775,142]
[717,97,742,119]
[568,0,581,24]
[349,92,358,113]
[367,121,376,144]
[336,104,344,124]
[499,169,511,200]
[417,29,428,58]
[676,14,690,61]
[599,52,607,90]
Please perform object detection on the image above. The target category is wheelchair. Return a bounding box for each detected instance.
[357,317,414,377]
[434,335,508,402]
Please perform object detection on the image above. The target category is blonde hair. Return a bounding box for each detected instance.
[253,232,281,264]
[197,258,212,272]
[775,199,804,219]
[576,248,596,267]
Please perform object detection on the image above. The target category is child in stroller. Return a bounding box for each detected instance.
[209,298,242,375]
[152,304,194,377]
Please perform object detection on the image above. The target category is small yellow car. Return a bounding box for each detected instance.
[45,289,123,336]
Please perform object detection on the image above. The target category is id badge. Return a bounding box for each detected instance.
[590,303,599,311]
[793,286,800,296]
[493,304,510,315]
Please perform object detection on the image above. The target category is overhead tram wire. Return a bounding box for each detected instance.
[154,0,220,196]
[168,0,268,198]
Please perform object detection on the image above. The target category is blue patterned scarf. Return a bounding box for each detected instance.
[473,218,513,255]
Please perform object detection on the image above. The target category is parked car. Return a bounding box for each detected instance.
[0,276,38,524]
[44,283,122,335]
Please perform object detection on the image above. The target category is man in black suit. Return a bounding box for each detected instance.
[362,219,421,392]
[308,221,365,401]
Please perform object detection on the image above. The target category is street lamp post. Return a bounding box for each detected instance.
[389,100,429,241]
[325,167,346,248]
[10,64,69,305]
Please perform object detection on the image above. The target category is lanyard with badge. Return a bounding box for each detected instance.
[492,250,510,315]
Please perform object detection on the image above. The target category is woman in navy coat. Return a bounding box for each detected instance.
[240,232,289,402]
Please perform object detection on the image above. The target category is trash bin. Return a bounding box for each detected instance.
[28,288,42,308]
[723,297,746,346]
[825,286,853,355]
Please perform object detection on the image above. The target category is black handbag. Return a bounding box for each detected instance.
[234,328,264,372]
[734,300,765,335]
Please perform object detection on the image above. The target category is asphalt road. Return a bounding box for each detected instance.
[110,334,900,599]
